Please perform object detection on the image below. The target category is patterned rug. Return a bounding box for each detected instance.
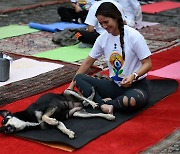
[0,31,59,55]
[141,129,180,153]
[145,39,177,53]
[139,24,180,42]
[0,53,101,106]
[76,55,108,70]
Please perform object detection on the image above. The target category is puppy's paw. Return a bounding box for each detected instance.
[105,114,115,121]
[49,118,59,125]
[68,130,75,139]
[90,101,98,109]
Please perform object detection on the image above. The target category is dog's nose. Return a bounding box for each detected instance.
[1,118,8,125]
[5,125,16,134]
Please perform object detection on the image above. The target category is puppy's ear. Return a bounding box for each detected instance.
[0,110,11,118]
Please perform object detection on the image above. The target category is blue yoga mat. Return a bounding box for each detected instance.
[29,22,87,32]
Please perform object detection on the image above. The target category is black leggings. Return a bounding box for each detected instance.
[75,30,100,45]
[57,7,88,23]
[74,74,149,112]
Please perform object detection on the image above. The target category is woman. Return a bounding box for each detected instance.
[68,2,152,114]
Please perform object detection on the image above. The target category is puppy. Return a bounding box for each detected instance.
[0,88,115,139]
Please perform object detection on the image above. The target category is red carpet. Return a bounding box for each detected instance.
[0,46,180,154]
[141,1,180,14]
[150,46,180,71]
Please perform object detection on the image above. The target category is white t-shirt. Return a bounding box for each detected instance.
[85,0,125,34]
[89,25,151,86]
[71,0,95,9]
[116,0,142,27]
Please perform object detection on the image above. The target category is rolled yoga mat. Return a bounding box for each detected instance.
[14,79,178,149]
[29,22,87,32]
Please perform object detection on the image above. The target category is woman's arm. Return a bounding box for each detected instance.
[68,56,96,89]
[121,56,152,87]
[135,56,152,78]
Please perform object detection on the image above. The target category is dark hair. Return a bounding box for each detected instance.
[95,2,125,60]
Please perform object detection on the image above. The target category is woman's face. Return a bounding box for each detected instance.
[97,15,119,36]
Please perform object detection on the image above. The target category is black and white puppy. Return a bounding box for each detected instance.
[0,88,115,139]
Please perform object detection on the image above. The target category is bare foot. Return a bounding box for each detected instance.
[101,104,113,115]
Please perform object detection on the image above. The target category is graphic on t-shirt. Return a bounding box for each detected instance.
[78,0,87,9]
[109,52,124,82]
[78,0,87,4]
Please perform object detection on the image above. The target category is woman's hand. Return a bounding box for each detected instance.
[120,57,152,88]
[67,81,75,90]
[120,74,134,87]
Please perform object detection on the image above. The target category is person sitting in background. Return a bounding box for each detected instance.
[57,0,95,24]
[75,0,126,47]
[116,0,142,28]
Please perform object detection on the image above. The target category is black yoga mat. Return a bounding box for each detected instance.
[14,79,178,149]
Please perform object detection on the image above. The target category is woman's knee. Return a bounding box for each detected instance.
[74,74,95,98]
[74,73,84,82]
[117,89,149,112]
[122,96,140,108]
[73,74,90,90]
[118,96,136,108]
